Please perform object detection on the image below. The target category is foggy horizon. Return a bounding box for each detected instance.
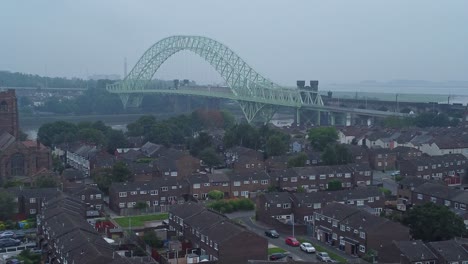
[1,0,467,88]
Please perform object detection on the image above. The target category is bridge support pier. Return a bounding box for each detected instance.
[317,111,321,126]
[346,113,353,126]
[296,108,300,126]
[329,113,336,126]
[119,94,143,108]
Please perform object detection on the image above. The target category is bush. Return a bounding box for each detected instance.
[208,198,254,213]
[207,190,224,200]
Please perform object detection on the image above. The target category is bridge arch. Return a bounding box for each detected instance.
[107,35,323,123]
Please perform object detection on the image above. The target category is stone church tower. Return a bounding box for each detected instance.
[0,89,19,138]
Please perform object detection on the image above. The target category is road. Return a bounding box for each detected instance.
[372,171,398,195]
[232,213,354,263]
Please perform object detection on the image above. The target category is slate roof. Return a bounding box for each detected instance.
[262,192,292,204]
[228,170,270,181]
[140,141,165,157]
[395,240,437,262]
[414,182,468,204]
[428,240,468,262]
[0,131,15,151]
[62,168,86,181]
[170,203,205,219]
[293,186,382,205]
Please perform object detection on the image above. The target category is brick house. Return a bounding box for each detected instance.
[313,203,410,257]
[379,240,438,264]
[152,148,201,179]
[343,145,369,164]
[225,146,265,173]
[108,177,189,215]
[38,195,132,264]
[399,154,468,186]
[368,148,397,171]
[411,182,468,220]
[265,155,290,172]
[396,176,430,204]
[66,144,98,177]
[8,187,59,218]
[292,186,385,224]
[68,185,104,211]
[228,171,270,198]
[169,204,268,264]
[187,173,231,200]
[272,163,371,192]
[256,192,293,224]
[393,146,422,160]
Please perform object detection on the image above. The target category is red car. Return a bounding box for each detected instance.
[285,236,300,246]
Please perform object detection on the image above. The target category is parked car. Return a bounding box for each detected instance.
[300,242,316,253]
[265,229,280,238]
[269,252,289,261]
[14,230,25,240]
[285,236,300,247]
[0,238,21,248]
[391,170,400,176]
[6,259,21,264]
[317,252,333,262]
[0,231,16,239]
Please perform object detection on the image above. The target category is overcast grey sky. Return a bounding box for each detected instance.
[1,0,467,86]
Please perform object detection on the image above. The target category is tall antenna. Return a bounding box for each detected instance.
[124,57,128,79]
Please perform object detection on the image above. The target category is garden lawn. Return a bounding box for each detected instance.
[298,238,347,263]
[114,213,169,228]
[268,247,286,255]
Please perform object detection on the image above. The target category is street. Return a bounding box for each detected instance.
[372,170,398,195]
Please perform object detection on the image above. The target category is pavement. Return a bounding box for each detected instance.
[372,170,398,195]
[231,213,358,263]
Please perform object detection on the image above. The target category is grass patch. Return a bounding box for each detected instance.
[268,247,286,255]
[114,213,168,228]
[298,238,347,263]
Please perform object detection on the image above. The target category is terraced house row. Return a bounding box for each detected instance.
[109,163,372,215]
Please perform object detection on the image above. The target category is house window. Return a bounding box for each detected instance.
[332,220,338,227]
[81,195,85,200]
[161,187,168,191]
[96,194,102,199]
[234,181,241,186]
[291,177,297,182]
[222,182,229,186]
[193,184,200,189]
[193,194,198,198]
[430,197,437,203]
[368,197,374,202]
[332,233,337,240]
[313,203,321,209]
[153,201,159,206]
[319,175,326,180]
[329,174,334,178]
[417,166,423,171]
[241,191,249,197]
[172,185,177,189]
[261,180,268,185]
[277,204,281,208]
[455,203,459,209]
[252,180,258,184]
[127,202,136,208]
[417,194,423,200]
[360,232,365,239]
[11,153,25,176]
[150,190,158,195]
[357,200,364,206]
[444,200,451,206]
[29,209,36,215]
[283,203,291,209]
[119,192,127,198]
[119,203,125,208]
[309,175,316,180]
[346,226,351,231]
[214,243,218,250]
[243,180,250,184]
[246,164,250,168]
[283,178,288,182]
[315,214,320,220]
[140,190,147,195]
[345,173,351,178]
[29,198,36,203]
[364,171,371,176]
[130,191,137,195]
[359,245,365,253]
[377,162,382,167]
[340,225,345,231]
[233,191,239,196]
[461,204,466,210]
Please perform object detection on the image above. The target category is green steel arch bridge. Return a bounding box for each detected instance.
[107,35,408,123]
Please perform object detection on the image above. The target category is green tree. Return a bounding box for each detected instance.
[17,249,42,264]
[287,152,308,168]
[199,148,222,172]
[403,203,466,241]
[92,168,113,194]
[105,129,129,154]
[0,190,15,221]
[189,132,213,156]
[34,175,58,188]
[327,180,342,191]
[37,121,77,147]
[322,144,352,165]
[207,190,224,200]
[143,230,163,248]
[112,161,131,182]
[266,135,288,156]
[308,127,338,151]
[77,128,107,146]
